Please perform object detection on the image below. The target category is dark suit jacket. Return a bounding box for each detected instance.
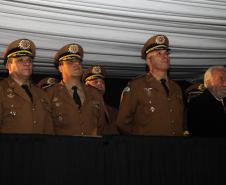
[187,89,226,136]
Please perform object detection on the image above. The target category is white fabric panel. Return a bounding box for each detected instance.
[0,0,226,80]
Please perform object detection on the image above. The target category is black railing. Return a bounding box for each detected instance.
[0,134,225,185]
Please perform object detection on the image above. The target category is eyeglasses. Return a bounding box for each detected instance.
[60,60,82,65]
[14,57,33,64]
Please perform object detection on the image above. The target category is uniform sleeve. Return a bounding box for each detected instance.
[96,93,107,136]
[42,88,56,135]
[116,82,137,135]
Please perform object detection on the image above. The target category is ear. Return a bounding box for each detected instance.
[5,59,12,70]
[146,58,150,64]
[204,79,211,88]
[58,64,63,73]
[146,57,152,70]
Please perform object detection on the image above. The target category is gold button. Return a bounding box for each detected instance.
[81,132,84,135]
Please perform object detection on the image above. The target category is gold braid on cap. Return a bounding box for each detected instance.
[145,45,167,54]
[85,74,104,82]
[59,54,81,62]
[7,50,32,58]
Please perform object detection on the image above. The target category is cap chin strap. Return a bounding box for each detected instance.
[145,45,167,54]
[7,50,32,58]
[59,54,81,62]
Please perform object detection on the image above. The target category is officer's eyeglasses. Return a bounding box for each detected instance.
[15,57,33,64]
[60,60,82,65]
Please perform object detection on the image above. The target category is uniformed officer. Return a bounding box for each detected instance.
[116,34,186,136]
[0,39,54,134]
[45,43,105,136]
[82,65,118,135]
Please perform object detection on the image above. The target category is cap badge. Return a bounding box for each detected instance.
[92,66,102,74]
[47,78,56,85]
[155,35,165,45]
[68,44,79,54]
[19,40,31,50]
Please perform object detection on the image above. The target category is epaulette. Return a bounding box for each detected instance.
[132,74,146,81]
[122,74,146,93]
[186,84,205,103]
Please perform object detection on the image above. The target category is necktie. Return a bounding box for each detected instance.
[160,79,169,96]
[72,86,81,108]
[21,84,33,102]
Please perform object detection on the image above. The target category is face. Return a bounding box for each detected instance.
[211,69,226,98]
[6,56,33,79]
[146,49,170,72]
[86,78,106,94]
[59,60,83,79]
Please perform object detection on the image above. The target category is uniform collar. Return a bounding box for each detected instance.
[146,73,155,82]
[60,80,83,91]
[7,76,31,89]
[6,76,33,102]
[146,72,168,82]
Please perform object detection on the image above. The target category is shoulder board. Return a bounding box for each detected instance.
[132,74,146,80]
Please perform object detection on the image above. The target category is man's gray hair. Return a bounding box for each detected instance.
[204,65,226,88]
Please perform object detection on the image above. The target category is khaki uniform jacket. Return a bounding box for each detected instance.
[103,104,118,135]
[117,74,185,136]
[46,83,105,136]
[0,77,54,134]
